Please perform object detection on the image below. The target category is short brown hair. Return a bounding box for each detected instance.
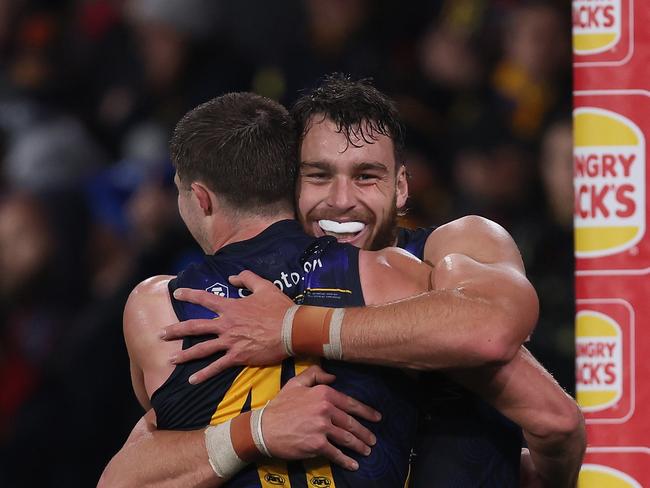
[171,92,297,214]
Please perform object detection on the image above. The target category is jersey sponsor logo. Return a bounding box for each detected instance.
[264,473,286,485]
[578,463,642,487]
[574,107,645,257]
[206,281,229,297]
[576,310,623,411]
[310,476,332,486]
[271,258,323,292]
[231,258,324,297]
[572,0,621,55]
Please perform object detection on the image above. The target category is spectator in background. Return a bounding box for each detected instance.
[540,119,573,231]
[491,1,571,140]
[449,115,540,228]
[63,0,253,157]
[4,115,105,192]
[279,0,385,103]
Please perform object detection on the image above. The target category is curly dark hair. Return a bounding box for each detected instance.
[291,73,404,163]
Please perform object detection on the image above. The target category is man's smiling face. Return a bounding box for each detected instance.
[297,115,408,250]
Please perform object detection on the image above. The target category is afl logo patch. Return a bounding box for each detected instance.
[264,473,286,485]
[310,476,332,486]
[206,281,229,298]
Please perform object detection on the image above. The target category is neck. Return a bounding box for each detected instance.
[208,211,295,253]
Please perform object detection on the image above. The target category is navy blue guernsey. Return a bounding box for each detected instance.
[397,226,523,488]
[152,220,416,488]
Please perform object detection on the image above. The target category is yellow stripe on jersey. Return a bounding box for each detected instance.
[258,460,292,488]
[404,462,411,487]
[294,359,336,488]
[210,360,336,487]
[294,358,317,376]
[304,288,352,294]
[210,365,283,424]
[303,458,336,488]
[211,365,291,486]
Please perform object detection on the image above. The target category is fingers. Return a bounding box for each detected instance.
[329,408,377,450]
[170,338,228,364]
[286,365,336,388]
[228,270,272,292]
[162,318,223,340]
[326,388,382,423]
[318,443,359,472]
[188,356,233,385]
[173,288,229,311]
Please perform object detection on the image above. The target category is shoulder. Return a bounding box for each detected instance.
[425,215,524,270]
[124,275,176,345]
[359,247,432,305]
[431,215,510,241]
[124,275,182,403]
[129,275,175,300]
[125,275,175,319]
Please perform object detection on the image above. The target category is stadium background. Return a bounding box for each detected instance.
[0,0,572,486]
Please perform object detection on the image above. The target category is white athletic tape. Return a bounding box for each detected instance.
[251,404,271,457]
[205,420,246,480]
[282,305,299,356]
[323,308,345,360]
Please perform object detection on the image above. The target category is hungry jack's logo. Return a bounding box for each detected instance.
[576,310,623,412]
[573,0,621,55]
[574,107,645,257]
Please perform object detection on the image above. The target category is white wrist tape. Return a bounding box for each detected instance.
[204,420,246,480]
[250,403,271,457]
[323,308,345,360]
[282,305,299,356]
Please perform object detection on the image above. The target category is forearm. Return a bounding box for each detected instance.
[339,253,537,370]
[450,347,586,487]
[341,289,504,369]
[524,426,585,488]
[99,416,220,488]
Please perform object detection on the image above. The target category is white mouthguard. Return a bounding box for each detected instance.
[318,220,365,233]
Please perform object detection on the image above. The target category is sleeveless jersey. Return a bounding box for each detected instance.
[151,220,416,488]
[397,226,523,488]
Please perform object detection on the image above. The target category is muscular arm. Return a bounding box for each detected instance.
[123,275,180,407]
[360,231,584,486]
[450,349,585,488]
[103,276,222,488]
[348,215,538,369]
[98,412,219,488]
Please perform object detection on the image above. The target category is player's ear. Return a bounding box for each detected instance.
[396,164,408,209]
[190,182,213,214]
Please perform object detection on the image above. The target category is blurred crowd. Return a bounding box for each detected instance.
[0,0,574,486]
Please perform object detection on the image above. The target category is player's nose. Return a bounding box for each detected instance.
[326,177,356,211]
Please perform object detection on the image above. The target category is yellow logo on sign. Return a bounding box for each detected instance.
[579,464,641,487]
[574,108,645,257]
[573,0,621,54]
[575,311,623,411]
